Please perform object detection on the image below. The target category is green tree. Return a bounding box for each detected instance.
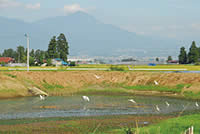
[167,56,172,62]
[35,49,46,65]
[47,36,57,59]
[2,48,16,58]
[57,33,69,61]
[156,57,159,62]
[188,41,199,64]
[178,47,187,64]
[16,46,25,63]
[30,49,35,58]
[29,56,35,66]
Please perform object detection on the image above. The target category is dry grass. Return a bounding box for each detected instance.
[0,71,200,98]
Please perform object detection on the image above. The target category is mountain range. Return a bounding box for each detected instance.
[0,12,180,57]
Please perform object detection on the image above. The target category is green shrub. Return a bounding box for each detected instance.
[176,84,185,89]
[69,61,76,66]
[0,62,6,66]
[183,91,200,99]
[110,65,125,71]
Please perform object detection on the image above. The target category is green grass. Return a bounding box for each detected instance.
[4,73,17,78]
[1,64,200,72]
[110,113,200,134]
[137,114,200,134]
[0,89,17,93]
[77,88,130,96]
[42,80,64,91]
[183,91,200,99]
[123,85,183,93]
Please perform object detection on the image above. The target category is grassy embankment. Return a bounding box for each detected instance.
[0,70,200,99]
[110,113,200,134]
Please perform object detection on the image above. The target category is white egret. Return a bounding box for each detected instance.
[39,95,45,100]
[94,75,101,79]
[82,96,90,102]
[165,101,170,107]
[154,80,159,85]
[195,102,199,107]
[155,105,160,112]
[128,99,136,104]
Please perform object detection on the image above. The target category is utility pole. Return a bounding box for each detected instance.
[25,34,29,72]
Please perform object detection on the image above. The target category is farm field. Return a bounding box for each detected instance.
[0,64,200,71]
[0,66,200,134]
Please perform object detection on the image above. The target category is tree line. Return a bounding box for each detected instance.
[178,41,200,64]
[0,33,69,66]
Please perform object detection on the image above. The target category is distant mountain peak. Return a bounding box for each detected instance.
[0,13,178,57]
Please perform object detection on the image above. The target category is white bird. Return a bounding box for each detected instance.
[154,80,159,85]
[128,99,136,104]
[165,101,170,107]
[39,95,45,100]
[195,102,199,107]
[82,96,90,102]
[94,75,101,79]
[182,104,185,108]
[155,105,160,112]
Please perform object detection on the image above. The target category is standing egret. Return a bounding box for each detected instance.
[128,99,136,104]
[154,80,159,85]
[39,95,45,100]
[155,105,160,112]
[195,102,199,107]
[165,101,170,107]
[82,96,90,102]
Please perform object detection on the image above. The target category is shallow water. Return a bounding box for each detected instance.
[0,95,199,119]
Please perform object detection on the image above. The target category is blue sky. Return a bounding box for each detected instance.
[0,0,200,42]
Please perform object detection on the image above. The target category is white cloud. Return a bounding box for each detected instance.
[63,4,87,14]
[191,23,200,30]
[25,3,40,10]
[0,0,40,10]
[0,0,21,8]
[151,26,165,31]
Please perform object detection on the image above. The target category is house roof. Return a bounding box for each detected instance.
[0,57,14,63]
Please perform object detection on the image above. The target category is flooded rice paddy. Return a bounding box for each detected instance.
[0,95,199,120]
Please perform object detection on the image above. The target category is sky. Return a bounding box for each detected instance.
[0,0,200,43]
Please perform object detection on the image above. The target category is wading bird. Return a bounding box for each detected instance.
[82,96,90,102]
[128,99,136,104]
[154,80,159,85]
[165,101,170,107]
[155,105,160,112]
[195,102,199,107]
[39,95,45,100]
[94,75,101,79]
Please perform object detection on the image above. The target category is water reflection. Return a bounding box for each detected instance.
[0,95,199,119]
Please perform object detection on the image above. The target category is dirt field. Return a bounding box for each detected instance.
[0,71,200,98]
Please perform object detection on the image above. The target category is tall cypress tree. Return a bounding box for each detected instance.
[188,41,199,64]
[57,33,69,61]
[47,36,57,59]
[178,47,187,64]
